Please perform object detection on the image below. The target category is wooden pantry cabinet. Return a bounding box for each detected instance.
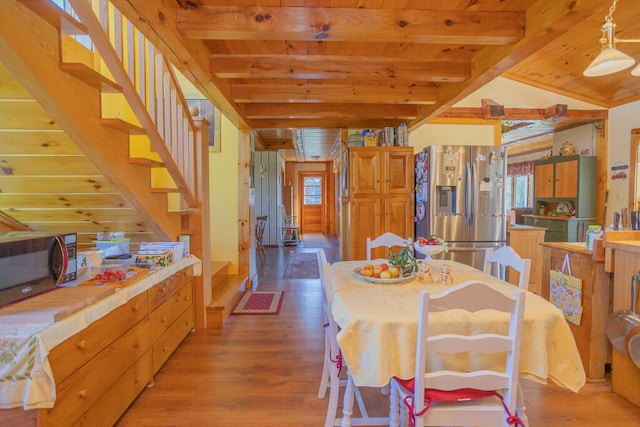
[343,146,414,260]
[4,266,194,427]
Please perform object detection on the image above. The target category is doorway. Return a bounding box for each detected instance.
[299,172,325,233]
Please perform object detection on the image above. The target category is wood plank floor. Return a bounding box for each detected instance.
[117,236,640,426]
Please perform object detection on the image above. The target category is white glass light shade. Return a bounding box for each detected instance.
[583,47,636,77]
[632,62,640,76]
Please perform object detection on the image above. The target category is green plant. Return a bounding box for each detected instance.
[388,244,418,276]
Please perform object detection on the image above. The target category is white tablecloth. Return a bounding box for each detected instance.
[330,259,586,393]
[0,256,200,410]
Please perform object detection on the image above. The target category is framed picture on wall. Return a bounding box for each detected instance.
[186,99,221,152]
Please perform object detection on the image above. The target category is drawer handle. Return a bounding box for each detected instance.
[78,389,88,398]
[162,316,168,323]
[133,304,140,312]
[77,340,87,349]
[160,286,167,293]
[163,345,168,352]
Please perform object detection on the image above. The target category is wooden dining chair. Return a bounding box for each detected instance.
[316,249,368,427]
[366,232,412,260]
[389,280,527,427]
[484,245,532,290]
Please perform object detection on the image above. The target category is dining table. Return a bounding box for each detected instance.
[329,258,586,426]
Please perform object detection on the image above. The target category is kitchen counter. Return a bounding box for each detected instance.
[602,234,640,406]
[0,255,200,411]
[540,241,611,381]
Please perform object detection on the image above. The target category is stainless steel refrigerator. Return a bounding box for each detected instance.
[414,145,507,270]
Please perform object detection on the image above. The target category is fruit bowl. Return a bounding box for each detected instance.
[352,267,415,284]
[414,242,444,257]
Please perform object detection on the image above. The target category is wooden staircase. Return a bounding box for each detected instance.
[0,0,219,329]
[207,262,249,328]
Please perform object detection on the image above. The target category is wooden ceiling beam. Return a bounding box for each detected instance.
[440,107,607,121]
[178,7,524,45]
[481,99,504,118]
[242,103,418,120]
[211,54,469,82]
[543,104,568,119]
[248,118,404,129]
[232,84,439,104]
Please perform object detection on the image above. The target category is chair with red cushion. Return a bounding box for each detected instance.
[389,280,527,427]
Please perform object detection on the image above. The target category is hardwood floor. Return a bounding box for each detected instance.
[117,236,640,426]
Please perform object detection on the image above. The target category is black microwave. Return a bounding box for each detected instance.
[0,232,77,308]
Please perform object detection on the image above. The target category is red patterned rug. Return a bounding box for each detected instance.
[232,291,284,315]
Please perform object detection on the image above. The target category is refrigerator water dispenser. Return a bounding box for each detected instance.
[435,186,456,214]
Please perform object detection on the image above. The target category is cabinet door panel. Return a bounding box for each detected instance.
[534,163,554,198]
[350,149,382,195]
[555,159,578,198]
[384,196,413,247]
[349,198,382,260]
[385,149,413,194]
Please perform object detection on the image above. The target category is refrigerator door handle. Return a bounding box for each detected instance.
[471,161,478,223]
[465,162,472,226]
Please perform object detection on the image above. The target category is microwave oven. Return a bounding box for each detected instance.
[0,232,77,308]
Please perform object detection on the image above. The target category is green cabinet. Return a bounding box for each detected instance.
[533,155,597,218]
[524,216,596,242]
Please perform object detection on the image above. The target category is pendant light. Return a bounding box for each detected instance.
[583,0,640,77]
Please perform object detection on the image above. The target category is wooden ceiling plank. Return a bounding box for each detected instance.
[178,6,525,45]
[231,84,438,104]
[211,54,470,82]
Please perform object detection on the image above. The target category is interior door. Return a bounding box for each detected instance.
[299,173,325,233]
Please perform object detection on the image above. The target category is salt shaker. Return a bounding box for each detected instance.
[440,264,453,284]
[418,262,433,284]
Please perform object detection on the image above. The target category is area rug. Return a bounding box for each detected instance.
[232,291,284,315]
[283,252,320,279]
[301,232,331,248]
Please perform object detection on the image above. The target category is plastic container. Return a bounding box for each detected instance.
[585,225,603,251]
[93,239,130,257]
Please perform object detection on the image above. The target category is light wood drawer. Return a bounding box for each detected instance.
[149,266,193,311]
[150,280,193,342]
[45,319,151,427]
[152,305,194,374]
[49,291,149,383]
[69,350,152,427]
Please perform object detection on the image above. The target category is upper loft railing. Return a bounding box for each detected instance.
[62,0,198,208]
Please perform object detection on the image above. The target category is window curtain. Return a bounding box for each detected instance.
[507,160,533,177]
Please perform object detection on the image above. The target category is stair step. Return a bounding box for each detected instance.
[100,118,146,135]
[210,261,229,284]
[59,63,122,93]
[207,274,248,328]
[22,1,87,35]
[129,157,165,168]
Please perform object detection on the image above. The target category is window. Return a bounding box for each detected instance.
[303,176,322,205]
[506,161,534,210]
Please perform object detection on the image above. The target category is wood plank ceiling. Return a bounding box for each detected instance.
[114,0,640,161]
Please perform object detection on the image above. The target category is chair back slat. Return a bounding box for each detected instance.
[366,232,412,260]
[483,245,532,290]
